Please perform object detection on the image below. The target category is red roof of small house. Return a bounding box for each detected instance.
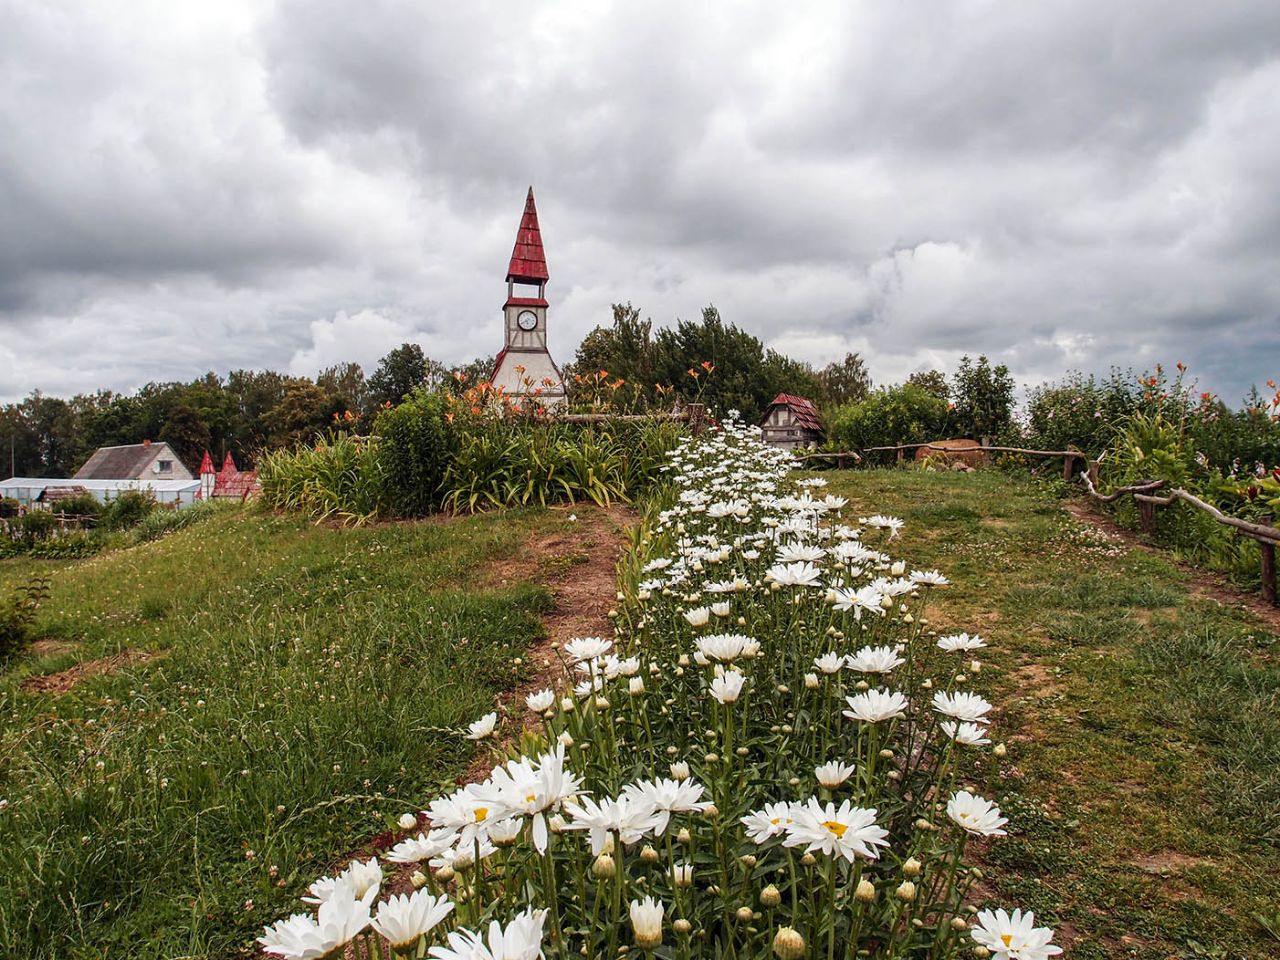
[506,187,549,284]
[198,451,215,476]
[763,393,824,432]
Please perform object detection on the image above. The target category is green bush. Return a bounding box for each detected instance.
[1025,370,1138,456]
[373,387,457,516]
[26,531,100,559]
[16,510,58,546]
[825,384,949,453]
[950,355,1017,442]
[50,493,103,521]
[0,577,50,662]
[100,490,158,530]
[0,497,20,519]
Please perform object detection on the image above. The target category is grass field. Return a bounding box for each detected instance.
[0,507,573,959]
[823,469,1280,959]
[3,469,1277,958]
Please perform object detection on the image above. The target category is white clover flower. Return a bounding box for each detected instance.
[947,790,1008,836]
[843,689,909,723]
[466,712,498,741]
[970,908,1062,960]
[932,690,993,722]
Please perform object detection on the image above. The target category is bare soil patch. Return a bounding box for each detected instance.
[22,648,159,695]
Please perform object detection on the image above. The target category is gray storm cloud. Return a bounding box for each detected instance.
[1,0,1278,403]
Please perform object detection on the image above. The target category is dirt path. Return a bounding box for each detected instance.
[1063,497,1280,631]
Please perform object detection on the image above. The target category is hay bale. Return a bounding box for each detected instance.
[914,439,988,468]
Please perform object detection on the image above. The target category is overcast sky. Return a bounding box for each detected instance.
[2,1,1279,405]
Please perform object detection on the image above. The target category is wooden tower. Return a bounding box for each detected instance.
[490,188,566,406]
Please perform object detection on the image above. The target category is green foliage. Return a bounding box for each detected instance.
[0,576,50,662]
[815,352,872,405]
[950,354,1016,441]
[129,499,224,544]
[257,432,386,525]
[440,418,679,513]
[367,342,432,408]
[14,510,59,546]
[99,490,158,531]
[1025,369,1139,456]
[372,388,457,516]
[825,383,949,451]
[0,497,19,519]
[50,493,102,520]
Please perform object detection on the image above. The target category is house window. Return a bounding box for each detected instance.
[157,460,173,473]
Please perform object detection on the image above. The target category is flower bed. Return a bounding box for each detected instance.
[260,415,1060,960]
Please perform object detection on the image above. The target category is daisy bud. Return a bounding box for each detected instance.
[855,680,869,691]
[737,617,747,626]
[549,814,567,833]
[955,674,968,684]
[804,673,819,690]
[903,613,914,624]
[736,746,749,757]
[702,804,720,819]
[781,724,793,734]
[993,743,1007,758]
[895,881,916,902]
[630,896,664,950]
[736,906,754,922]
[891,561,906,575]
[974,949,990,959]
[801,853,817,866]
[879,749,894,759]
[951,917,968,931]
[880,595,894,609]
[760,884,782,907]
[777,684,790,694]
[558,732,574,747]
[640,845,660,864]
[561,698,575,712]
[921,678,933,690]
[772,926,806,960]
[677,828,692,845]
[855,879,876,903]
[970,660,982,673]
[410,870,428,889]
[670,761,690,781]
[630,677,645,696]
[914,818,934,832]
[593,853,617,879]
[608,609,618,619]
[435,865,455,883]
[673,918,692,936]
[671,863,694,887]
[397,813,417,830]
[617,591,626,601]
[595,696,610,710]
[740,854,757,868]
[902,857,921,878]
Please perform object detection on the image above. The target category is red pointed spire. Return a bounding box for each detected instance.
[198,450,215,476]
[506,187,549,284]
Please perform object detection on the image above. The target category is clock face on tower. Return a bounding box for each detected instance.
[517,310,538,331]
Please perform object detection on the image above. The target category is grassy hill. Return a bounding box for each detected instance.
[0,507,569,958]
[3,470,1278,958]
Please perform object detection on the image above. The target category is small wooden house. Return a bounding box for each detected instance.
[760,393,825,450]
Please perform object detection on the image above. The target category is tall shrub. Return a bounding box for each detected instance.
[825,384,949,452]
[373,388,457,516]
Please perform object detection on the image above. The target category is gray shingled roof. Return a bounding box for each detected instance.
[74,443,162,480]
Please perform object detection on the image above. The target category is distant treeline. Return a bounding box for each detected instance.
[1,304,867,477]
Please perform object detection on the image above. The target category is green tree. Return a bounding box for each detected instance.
[317,362,368,418]
[906,370,950,403]
[262,379,333,449]
[951,355,1016,441]
[817,353,872,406]
[159,404,213,470]
[367,344,430,409]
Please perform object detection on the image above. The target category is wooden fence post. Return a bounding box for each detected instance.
[1260,539,1277,607]
[1062,454,1076,482]
[687,404,706,437]
[1138,498,1157,535]
[1087,460,1099,489]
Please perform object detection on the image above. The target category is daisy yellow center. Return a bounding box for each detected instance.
[1000,934,1013,947]
[475,807,489,822]
[822,820,848,838]
[526,793,537,804]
